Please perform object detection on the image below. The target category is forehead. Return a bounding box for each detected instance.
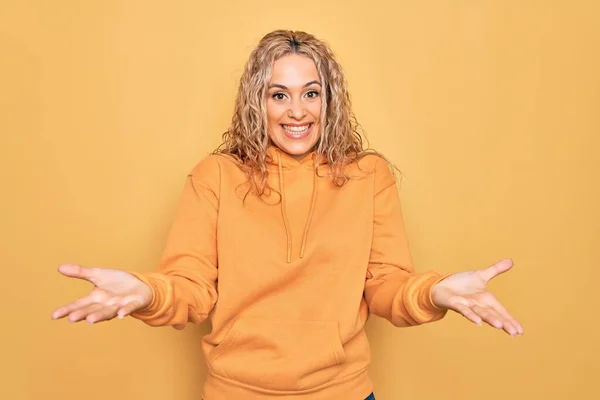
[270,54,319,85]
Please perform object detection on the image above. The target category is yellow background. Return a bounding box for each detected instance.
[1,1,598,399]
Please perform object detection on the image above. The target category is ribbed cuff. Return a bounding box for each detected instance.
[407,272,452,323]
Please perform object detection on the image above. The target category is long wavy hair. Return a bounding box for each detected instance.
[214,29,383,197]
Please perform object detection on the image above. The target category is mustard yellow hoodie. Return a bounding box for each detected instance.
[130,146,449,400]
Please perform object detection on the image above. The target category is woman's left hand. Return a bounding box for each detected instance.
[431,258,524,337]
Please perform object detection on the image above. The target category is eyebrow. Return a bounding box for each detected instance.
[268,80,322,90]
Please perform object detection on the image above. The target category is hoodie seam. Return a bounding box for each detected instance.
[215,156,222,211]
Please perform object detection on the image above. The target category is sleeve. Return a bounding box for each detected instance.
[128,156,220,329]
[364,156,451,327]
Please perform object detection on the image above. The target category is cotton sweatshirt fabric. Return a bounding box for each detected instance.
[130,146,449,400]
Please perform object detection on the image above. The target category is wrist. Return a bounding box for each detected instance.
[429,273,453,310]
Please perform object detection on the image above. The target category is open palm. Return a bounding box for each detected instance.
[431,258,524,337]
[51,264,152,324]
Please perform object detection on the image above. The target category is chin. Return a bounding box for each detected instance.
[278,139,318,157]
[281,147,312,157]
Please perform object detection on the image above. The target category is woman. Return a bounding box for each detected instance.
[51,30,523,400]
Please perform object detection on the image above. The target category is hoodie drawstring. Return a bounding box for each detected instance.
[278,155,293,263]
[276,150,319,263]
[299,153,318,259]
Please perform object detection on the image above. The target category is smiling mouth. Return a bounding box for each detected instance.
[281,123,313,138]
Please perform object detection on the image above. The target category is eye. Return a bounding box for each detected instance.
[306,90,320,99]
[272,92,287,100]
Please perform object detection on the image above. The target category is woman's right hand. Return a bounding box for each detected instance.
[51,264,153,324]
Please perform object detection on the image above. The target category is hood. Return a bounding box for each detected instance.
[265,145,327,263]
[265,145,328,170]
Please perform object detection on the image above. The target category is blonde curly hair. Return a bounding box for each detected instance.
[215,29,381,196]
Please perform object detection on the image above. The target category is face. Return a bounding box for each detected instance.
[265,54,322,160]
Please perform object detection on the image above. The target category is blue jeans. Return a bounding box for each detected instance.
[365,393,375,400]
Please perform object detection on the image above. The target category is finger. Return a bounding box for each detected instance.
[51,296,95,320]
[57,264,98,285]
[67,303,103,323]
[86,304,120,324]
[472,305,504,330]
[116,300,145,319]
[489,300,524,335]
[479,258,514,283]
[453,303,483,326]
[485,307,518,337]
[104,296,124,307]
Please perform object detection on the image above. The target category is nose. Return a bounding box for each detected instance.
[287,99,307,120]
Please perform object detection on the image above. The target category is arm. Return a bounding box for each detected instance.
[364,157,450,327]
[129,156,220,329]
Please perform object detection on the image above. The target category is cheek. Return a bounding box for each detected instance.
[309,100,322,122]
[266,102,285,125]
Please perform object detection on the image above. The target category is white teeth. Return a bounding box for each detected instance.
[283,124,310,133]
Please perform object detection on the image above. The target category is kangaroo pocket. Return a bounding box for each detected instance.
[208,316,347,391]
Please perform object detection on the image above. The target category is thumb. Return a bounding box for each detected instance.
[57,263,98,284]
[479,258,514,283]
